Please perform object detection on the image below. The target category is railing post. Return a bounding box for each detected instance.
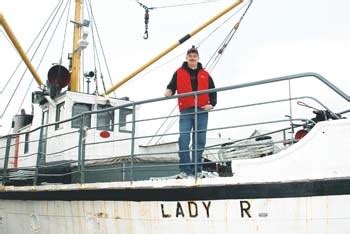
[34,126,44,185]
[78,114,87,184]
[2,136,12,185]
[194,93,198,179]
[130,104,136,183]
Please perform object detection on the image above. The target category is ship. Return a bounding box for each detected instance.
[0,0,349,233]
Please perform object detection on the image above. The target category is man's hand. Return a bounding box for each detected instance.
[164,89,173,97]
[202,104,213,111]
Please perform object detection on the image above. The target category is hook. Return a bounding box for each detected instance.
[143,30,149,39]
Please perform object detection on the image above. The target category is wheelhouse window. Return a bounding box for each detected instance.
[97,105,114,131]
[119,107,133,133]
[71,103,92,128]
[55,102,65,130]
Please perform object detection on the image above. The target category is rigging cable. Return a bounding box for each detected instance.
[87,0,116,97]
[85,0,99,94]
[59,0,72,64]
[154,114,179,145]
[136,0,222,39]
[86,0,105,94]
[126,1,248,88]
[136,0,221,10]
[196,1,248,49]
[206,0,253,72]
[125,2,250,141]
[0,28,17,51]
[146,104,178,145]
[14,0,70,116]
[1,0,66,118]
[141,3,250,138]
[0,0,64,94]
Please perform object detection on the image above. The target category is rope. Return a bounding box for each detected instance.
[1,0,65,118]
[1,0,63,94]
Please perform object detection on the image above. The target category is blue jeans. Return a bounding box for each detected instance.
[178,107,208,174]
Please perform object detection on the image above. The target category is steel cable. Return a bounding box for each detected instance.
[87,0,115,96]
[0,0,64,94]
[16,0,71,114]
[1,0,65,118]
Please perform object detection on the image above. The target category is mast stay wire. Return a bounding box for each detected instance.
[157,2,253,139]
[125,2,249,142]
[11,0,70,117]
[124,0,248,88]
[0,28,17,51]
[196,1,248,50]
[136,0,222,10]
[85,0,98,94]
[87,0,116,97]
[136,0,222,39]
[0,0,64,94]
[154,114,179,145]
[146,104,177,145]
[1,0,66,118]
[85,0,106,94]
[139,4,247,141]
[59,0,72,64]
[205,0,253,72]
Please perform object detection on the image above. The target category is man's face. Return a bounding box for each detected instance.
[186,52,199,68]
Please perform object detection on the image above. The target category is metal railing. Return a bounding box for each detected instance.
[0,72,348,185]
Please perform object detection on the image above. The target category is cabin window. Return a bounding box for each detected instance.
[24,133,29,154]
[55,102,65,130]
[119,108,133,133]
[97,105,114,131]
[71,103,92,128]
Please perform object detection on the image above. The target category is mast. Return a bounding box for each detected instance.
[103,0,243,96]
[70,0,83,92]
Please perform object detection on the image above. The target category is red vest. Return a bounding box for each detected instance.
[176,67,210,111]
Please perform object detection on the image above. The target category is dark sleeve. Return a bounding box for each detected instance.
[208,75,217,106]
[166,72,177,95]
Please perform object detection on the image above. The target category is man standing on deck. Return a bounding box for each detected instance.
[165,46,217,178]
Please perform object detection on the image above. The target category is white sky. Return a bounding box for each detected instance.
[0,0,349,137]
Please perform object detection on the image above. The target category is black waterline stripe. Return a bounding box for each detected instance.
[1,178,350,201]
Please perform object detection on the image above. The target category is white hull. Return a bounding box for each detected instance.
[1,193,350,234]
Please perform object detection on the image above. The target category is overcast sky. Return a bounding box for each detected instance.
[0,0,349,137]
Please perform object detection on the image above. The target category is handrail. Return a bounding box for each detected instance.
[1,72,347,140]
[1,72,348,184]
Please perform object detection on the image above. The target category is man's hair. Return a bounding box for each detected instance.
[187,45,199,55]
